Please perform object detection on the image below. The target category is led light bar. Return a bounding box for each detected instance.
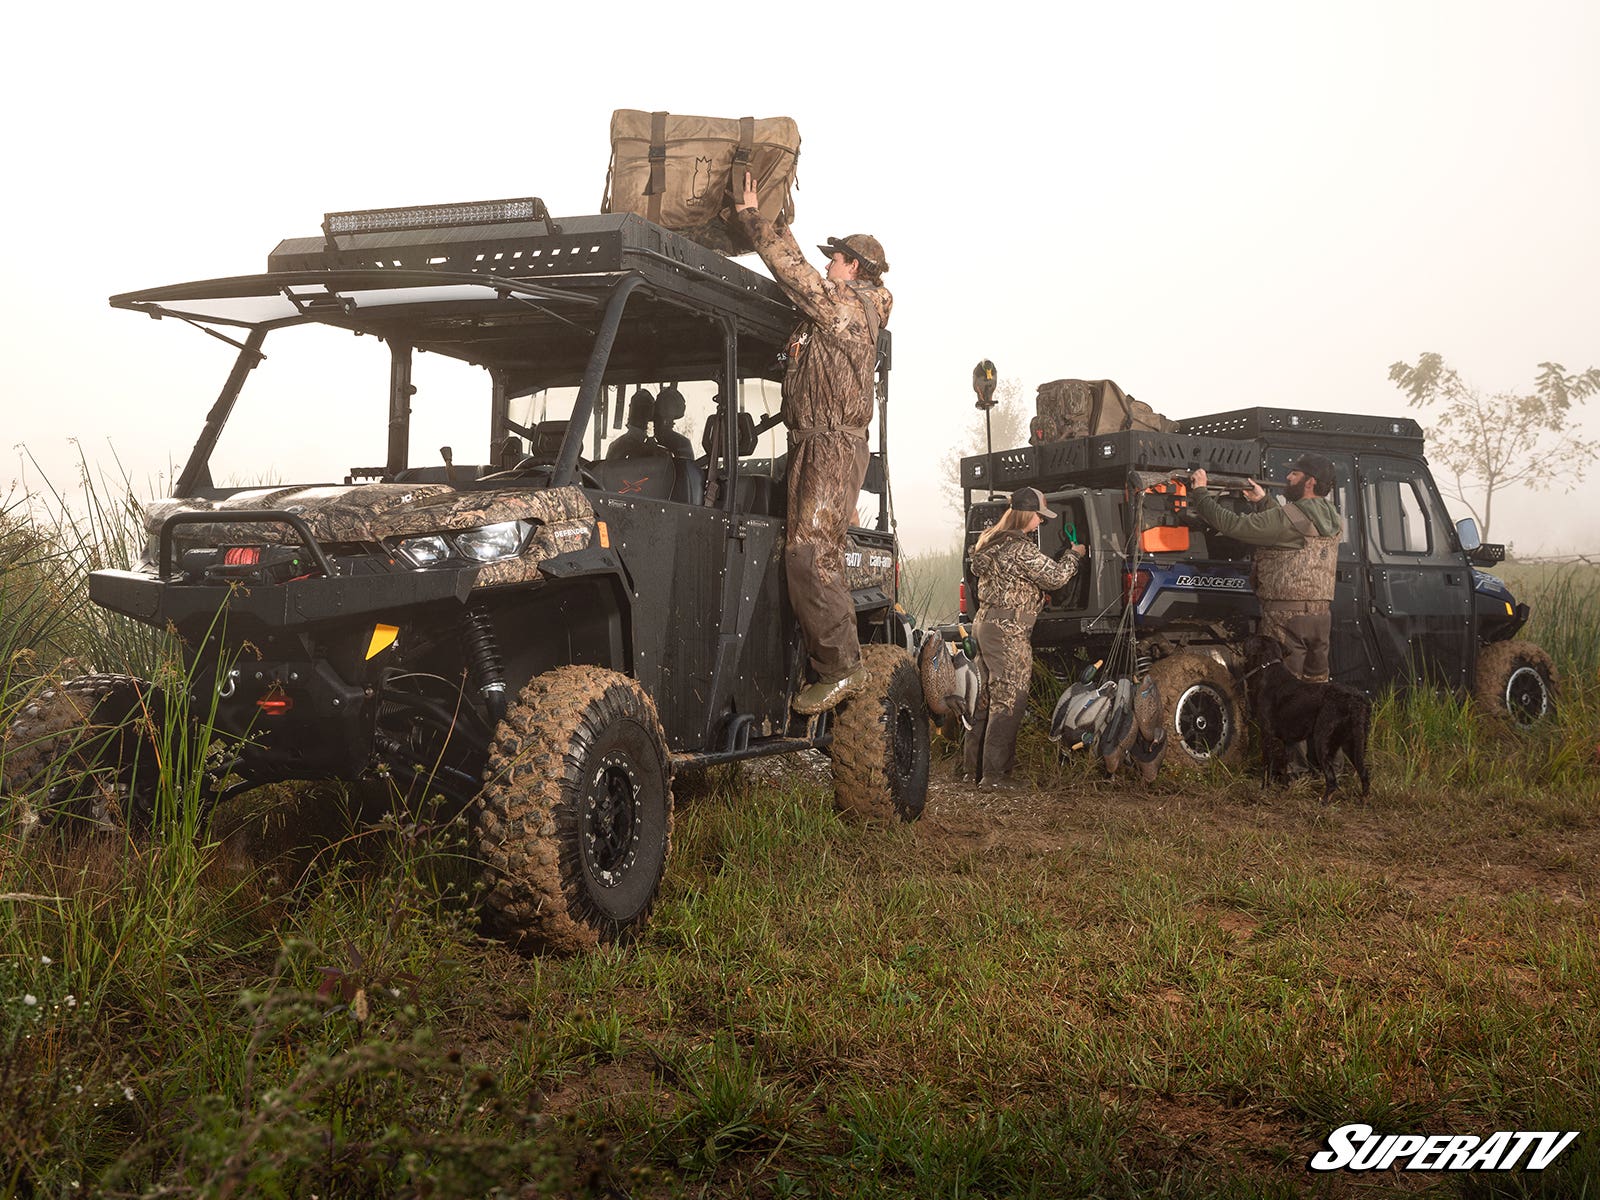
[322,197,553,240]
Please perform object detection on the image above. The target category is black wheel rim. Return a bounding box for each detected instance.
[892,702,917,784]
[583,751,640,887]
[1175,683,1232,760]
[1504,665,1550,726]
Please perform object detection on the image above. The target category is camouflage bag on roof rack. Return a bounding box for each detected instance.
[602,109,800,256]
[1030,378,1178,444]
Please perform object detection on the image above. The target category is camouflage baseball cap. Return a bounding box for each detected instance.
[817,234,888,277]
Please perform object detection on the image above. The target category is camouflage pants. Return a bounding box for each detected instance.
[1259,601,1331,682]
[962,609,1035,782]
[787,430,871,682]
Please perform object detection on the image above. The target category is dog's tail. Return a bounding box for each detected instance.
[1348,695,1373,798]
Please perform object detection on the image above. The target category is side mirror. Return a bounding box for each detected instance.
[1455,517,1482,552]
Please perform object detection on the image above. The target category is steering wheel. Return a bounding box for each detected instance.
[485,456,602,490]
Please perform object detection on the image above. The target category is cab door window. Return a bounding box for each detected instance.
[1365,470,1454,563]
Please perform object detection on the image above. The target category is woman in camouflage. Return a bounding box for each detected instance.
[963,487,1087,789]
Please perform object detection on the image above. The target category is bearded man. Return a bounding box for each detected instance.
[1190,455,1341,682]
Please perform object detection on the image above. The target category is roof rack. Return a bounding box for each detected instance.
[267,210,793,322]
[961,407,1426,494]
[1177,406,1423,449]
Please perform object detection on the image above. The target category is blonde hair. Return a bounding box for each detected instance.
[974,506,1035,554]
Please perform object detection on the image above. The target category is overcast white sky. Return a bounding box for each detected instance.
[3,1,1595,555]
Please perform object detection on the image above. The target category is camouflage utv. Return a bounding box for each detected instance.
[2,198,930,950]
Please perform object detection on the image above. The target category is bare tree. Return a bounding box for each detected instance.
[939,378,1030,516]
[1387,353,1600,540]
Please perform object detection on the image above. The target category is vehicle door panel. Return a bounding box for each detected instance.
[1358,455,1471,689]
[592,494,730,750]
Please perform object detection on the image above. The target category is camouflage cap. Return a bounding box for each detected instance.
[817,234,888,278]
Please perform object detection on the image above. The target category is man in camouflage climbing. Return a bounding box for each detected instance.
[964,487,1087,788]
[733,172,892,714]
[1189,454,1341,682]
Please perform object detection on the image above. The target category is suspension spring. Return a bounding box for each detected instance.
[1134,648,1153,679]
[460,604,508,723]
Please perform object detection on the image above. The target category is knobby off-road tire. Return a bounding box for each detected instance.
[831,643,931,823]
[475,666,672,953]
[1146,652,1245,770]
[1475,640,1558,726]
[1,674,164,834]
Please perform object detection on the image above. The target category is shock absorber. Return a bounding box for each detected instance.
[460,604,508,724]
[1134,646,1153,680]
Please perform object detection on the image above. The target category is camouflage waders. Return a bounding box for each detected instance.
[962,608,1036,783]
[961,530,1080,782]
[787,427,872,682]
[734,207,892,686]
[1258,603,1332,682]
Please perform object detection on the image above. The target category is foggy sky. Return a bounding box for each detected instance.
[3,1,1595,556]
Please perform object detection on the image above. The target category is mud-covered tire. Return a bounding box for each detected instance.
[1146,652,1245,770]
[475,666,672,953]
[1475,640,1558,726]
[1,674,164,833]
[831,644,930,823]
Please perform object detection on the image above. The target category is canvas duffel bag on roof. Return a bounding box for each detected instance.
[602,109,800,255]
[1030,378,1179,443]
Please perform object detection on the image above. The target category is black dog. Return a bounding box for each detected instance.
[1239,634,1372,801]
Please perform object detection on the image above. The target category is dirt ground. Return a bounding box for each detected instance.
[912,753,1600,913]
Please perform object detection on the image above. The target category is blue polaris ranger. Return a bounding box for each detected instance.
[957,405,1555,768]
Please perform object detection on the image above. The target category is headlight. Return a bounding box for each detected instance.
[397,534,451,567]
[454,521,526,562]
[393,522,530,568]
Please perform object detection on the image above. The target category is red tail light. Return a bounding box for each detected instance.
[1124,568,1153,607]
[256,683,293,715]
[224,546,262,565]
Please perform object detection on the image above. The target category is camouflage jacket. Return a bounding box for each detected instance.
[734,210,892,434]
[971,530,1079,615]
[1188,490,1340,546]
[1190,490,1341,603]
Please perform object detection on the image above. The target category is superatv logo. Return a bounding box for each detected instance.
[1309,1124,1579,1172]
[1173,574,1250,591]
[845,551,893,570]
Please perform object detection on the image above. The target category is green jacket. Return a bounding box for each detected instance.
[1188,490,1341,547]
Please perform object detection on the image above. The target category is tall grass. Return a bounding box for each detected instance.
[1,452,163,681]
[900,542,963,627]
[3,476,1599,1195]
[1501,561,1600,690]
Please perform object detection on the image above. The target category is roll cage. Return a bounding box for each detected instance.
[109,208,891,522]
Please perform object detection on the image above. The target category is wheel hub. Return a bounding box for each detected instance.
[584,752,641,887]
[1504,665,1550,725]
[1175,683,1231,760]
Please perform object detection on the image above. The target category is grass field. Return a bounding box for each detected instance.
[3,502,1598,1197]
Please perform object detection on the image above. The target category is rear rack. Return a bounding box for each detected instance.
[961,430,1261,492]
